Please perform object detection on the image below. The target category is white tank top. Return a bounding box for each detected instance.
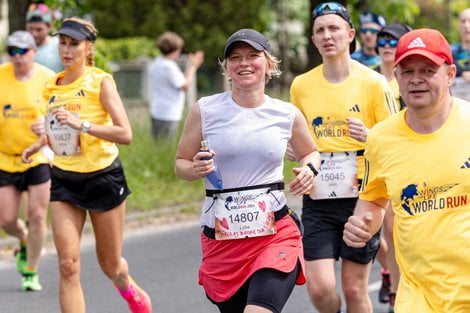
[199,91,298,227]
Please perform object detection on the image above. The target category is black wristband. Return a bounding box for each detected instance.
[306,162,319,177]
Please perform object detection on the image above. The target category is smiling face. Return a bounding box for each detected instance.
[312,14,355,59]
[396,55,455,112]
[58,34,92,69]
[226,42,270,90]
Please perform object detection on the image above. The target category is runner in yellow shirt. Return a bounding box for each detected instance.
[290,3,398,313]
[344,28,470,313]
[22,18,151,313]
[0,31,54,291]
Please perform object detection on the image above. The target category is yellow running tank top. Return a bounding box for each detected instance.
[44,67,119,173]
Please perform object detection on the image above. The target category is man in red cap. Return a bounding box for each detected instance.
[343,28,470,313]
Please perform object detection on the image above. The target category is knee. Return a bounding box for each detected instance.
[342,280,367,302]
[307,281,336,304]
[27,209,47,226]
[59,256,80,280]
[0,215,17,230]
[99,258,121,280]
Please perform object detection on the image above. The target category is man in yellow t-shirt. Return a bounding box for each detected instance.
[344,28,470,313]
[0,31,54,291]
[289,3,398,313]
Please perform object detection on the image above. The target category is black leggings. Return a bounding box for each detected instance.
[208,262,300,313]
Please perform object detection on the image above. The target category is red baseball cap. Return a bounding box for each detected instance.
[394,28,453,67]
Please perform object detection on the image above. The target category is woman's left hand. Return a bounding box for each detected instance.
[288,166,315,196]
[53,107,81,130]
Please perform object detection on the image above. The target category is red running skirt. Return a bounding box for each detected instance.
[199,214,306,302]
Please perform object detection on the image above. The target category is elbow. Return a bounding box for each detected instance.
[118,131,132,145]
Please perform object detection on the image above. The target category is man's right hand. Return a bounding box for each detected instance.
[343,212,374,248]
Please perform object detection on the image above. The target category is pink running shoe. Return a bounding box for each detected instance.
[116,275,152,313]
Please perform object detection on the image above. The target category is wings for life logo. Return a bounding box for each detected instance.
[3,104,35,120]
[400,182,466,216]
[311,116,349,138]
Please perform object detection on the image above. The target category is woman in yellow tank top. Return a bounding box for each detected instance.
[22,18,151,313]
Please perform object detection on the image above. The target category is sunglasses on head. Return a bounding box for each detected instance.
[377,38,398,48]
[312,2,347,20]
[360,27,380,34]
[7,47,29,56]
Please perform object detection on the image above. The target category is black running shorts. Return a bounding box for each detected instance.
[301,195,380,264]
[0,164,51,191]
[207,262,300,313]
[50,158,131,211]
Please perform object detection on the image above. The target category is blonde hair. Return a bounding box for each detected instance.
[218,50,282,84]
[62,17,98,66]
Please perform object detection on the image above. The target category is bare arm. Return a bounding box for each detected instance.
[22,134,48,163]
[52,77,132,145]
[287,110,321,195]
[174,101,215,181]
[343,198,388,247]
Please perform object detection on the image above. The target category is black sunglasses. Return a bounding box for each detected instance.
[7,47,29,56]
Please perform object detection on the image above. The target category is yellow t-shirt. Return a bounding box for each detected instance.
[0,63,54,172]
[44,66,118,173]
[290,60,398,179]
[361,98,470,312]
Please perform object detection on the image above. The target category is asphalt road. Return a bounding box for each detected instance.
[0,210,391,313]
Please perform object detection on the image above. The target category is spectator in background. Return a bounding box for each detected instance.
[148,32,204,141]
[0,31,54,292]
[26,2,63,73]
[351,12,386,69]
[451,8,470,81]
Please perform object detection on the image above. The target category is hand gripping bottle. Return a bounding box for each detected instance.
[200,141,223,190]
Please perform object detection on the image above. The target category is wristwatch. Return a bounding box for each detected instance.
[81,120,91,133]
[306,162,319,177]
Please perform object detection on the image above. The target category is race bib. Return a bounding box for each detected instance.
[45,112,81,156]
[310,151,359,199]
[213,188,277,240]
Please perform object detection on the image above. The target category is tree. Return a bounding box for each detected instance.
[86,0,269,65]
[8,0,29,33]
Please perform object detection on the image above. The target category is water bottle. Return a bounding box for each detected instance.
[200,140,223,190]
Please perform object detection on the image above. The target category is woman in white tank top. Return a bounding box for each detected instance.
[175,29,320,313]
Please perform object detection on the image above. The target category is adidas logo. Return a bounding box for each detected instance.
[407,37,426,49]
[349,104,360,112]
[461,157,470,169]
[329,191,337,198]
[76,90,85,97]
